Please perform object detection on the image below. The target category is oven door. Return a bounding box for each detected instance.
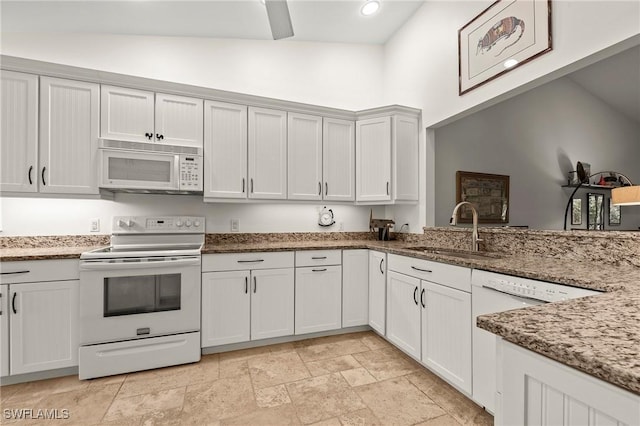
[100,149,180,190]
[79,256,200,345]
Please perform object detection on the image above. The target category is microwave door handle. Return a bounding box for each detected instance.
[80,257,201,271]
[174,155,181,190]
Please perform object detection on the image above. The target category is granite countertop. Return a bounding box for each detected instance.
[1,236,638,395]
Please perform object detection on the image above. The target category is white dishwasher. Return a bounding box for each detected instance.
[471,269,600,414]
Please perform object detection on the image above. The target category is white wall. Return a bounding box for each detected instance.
[0,33,384,111]
[0,194,384,236]
[433,76,640,230]
[382,0,640,229]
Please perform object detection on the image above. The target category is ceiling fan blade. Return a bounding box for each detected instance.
[265,0,294,40]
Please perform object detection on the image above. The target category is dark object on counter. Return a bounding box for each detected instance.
[369,209,395,241]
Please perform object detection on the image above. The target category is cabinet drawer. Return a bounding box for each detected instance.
[295,250,341,267]
[0,259,79,284]
[202,252,294,272]
[387,254,470,293]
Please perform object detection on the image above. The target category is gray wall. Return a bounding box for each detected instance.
[434,77,640,230]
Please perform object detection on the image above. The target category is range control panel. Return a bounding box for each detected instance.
[112,216,205,234]
[179,155,202,191]
[474,270,600,303]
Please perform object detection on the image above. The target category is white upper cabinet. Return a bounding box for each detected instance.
[288,113,322,200]
[356,117,391,203]
[101,86,203,147]
[101,85,155,143]
[203,101,248,199]
[323,118,355,201]
[40,77,100,194]
[392,115,419,202]
[248,107,287,199]
[155,93,203,147]
[0,71,38,193]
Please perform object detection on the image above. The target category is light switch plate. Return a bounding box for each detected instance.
[231,219,240,232]
[90,218,100,232]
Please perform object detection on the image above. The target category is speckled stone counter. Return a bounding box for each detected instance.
[1,231,639,394]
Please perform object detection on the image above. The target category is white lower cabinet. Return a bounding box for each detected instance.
[9,281,79,375]
[201,253,294,347]
[386,271,421,359]
[1,284,9,377]
[368,251,386,335]
[341,250,369,327]
[295,265,342,335]
[498,339,639,426]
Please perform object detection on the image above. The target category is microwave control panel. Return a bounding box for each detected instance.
[179,155,203,191]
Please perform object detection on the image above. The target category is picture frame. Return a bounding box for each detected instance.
[455,171,510,223]
[571,198,582,226]
[587,193,604,230]
[458,0,552,95]
[608,197,621,226]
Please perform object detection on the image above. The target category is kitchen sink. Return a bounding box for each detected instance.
[404,246,505,261]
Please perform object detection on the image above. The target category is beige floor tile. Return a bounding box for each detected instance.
[181,375,257,424]
[218,345,272,363]
[406,371,492,426]
[255,384,292,408]
[309,417,342,426]
[296,339,370,363]
[352,347,421,381]
[295,332,369,349]
[104,387,185,423]
[118,359,218,398]
[355,377,445,426]
[340,368,377,387]
[218,358,249,378]
[89,374,128,388]
[39,382,122,426]
[2,374,90,404]
[415,414,463,426]
[286,372,367,424]
[360,333,393,351]
[268,342,298,354]
[99,416,143,425]
[305,354,362,377]
[339,408,383,426]
[220,404,301,425]
[139,407,184,426]
[249,351,311,389]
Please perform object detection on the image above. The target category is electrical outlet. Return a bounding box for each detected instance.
[90,218,100,232]
[339,222,344,231]
[231,219,240,232]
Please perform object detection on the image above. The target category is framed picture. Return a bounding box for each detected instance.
[571,198,582,225]
[609,197,621,226]
[458,0,552,95]
[455,171,509,223]
[587,193,604,230]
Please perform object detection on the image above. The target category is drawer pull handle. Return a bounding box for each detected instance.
[413,286,419,305]
[245,276,248,294]
[411,266,432,273]
[237,260,264,263]
[311,256,327,260]
[242,178,245,193]
[421,288,425,308]
[312,268,327,272]
[1,270,30,275]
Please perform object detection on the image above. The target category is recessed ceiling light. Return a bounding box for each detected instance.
[503,58,519,68]
[361,0,380,16]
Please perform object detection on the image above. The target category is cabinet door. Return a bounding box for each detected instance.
[295,265,342,335]
[251,268,294,340]
[248,107,287,199]
[392,115,419,201]
[1,284,8,377]
[368,251,386,335]
[203,101,248,199]
[155,93,203,147]
[386,271,421,359]
[10,280,79,375]
[288,113,322,200]
[0,71,38,193]
[201,271,250,347]
[422,281,472,394]
[356,117,391,202]
[342,249,368,327]
[323,118,355,201]
[39,77,100,194]
[101,85,154,143]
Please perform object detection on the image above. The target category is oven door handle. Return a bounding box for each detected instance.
[80,256,201,271]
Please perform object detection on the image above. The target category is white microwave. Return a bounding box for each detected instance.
[99,140,203,193]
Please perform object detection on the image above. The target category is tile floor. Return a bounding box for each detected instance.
[0,332,493,425]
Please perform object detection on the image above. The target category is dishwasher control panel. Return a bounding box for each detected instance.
[473,270,600,303]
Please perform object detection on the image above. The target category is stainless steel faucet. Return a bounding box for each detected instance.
[450,202,483,252]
